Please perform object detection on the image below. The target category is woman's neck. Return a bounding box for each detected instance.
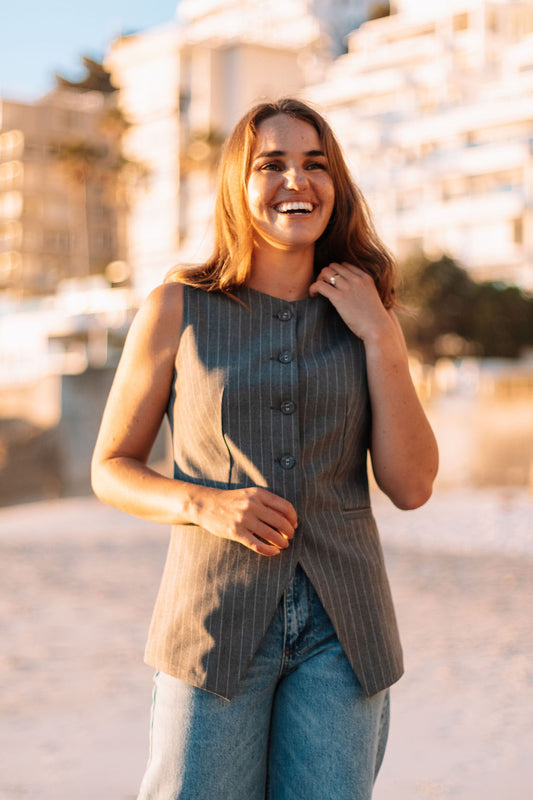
[246,247,315,302]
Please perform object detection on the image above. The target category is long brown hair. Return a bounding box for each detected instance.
[166,98,397,307]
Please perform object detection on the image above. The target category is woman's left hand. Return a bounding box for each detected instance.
[309,262,392,342]
[310,261,439,511]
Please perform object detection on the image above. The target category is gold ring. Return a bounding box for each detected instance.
[329,273,340,287]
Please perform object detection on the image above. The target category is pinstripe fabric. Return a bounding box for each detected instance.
[144,285,403,699]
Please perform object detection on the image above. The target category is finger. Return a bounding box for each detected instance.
[340,261,364,276]
[340,262,377,286]
[320,264,344,287]
[241,532,282,557]
[259,491,298,529]
[308,279,338,301]
[252,520,291,549]
[258,507,296,539]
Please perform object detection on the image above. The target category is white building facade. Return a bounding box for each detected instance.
[307,0,533,288]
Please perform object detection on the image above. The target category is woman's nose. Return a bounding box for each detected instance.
[284,166,308,190]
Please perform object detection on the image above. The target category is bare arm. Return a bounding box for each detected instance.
[309,262,439,510]
[91,282,296,555]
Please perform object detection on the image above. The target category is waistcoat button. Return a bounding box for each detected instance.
[278,350,293,364]
[279,454,296,469]
[276,309,293,321]
[281,400,296,415]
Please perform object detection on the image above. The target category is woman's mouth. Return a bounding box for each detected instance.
[274,201,314,215]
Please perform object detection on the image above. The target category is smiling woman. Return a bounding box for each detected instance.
[91,97,439,800]
[166,97,397,304]
[246,114,335,268]
[244,114,335,281]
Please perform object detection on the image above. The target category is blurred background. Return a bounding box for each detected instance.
[1,1,532,799]
[1,0,533,501]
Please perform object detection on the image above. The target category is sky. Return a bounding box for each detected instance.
[0,0,181,102]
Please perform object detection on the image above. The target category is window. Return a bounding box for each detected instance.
[0,221,22,248]
[513,218,523,245]
[0,250,22,278]
[0,161,23,188]
[442,176,467,200]
[43,230,71,251]
[0,191,23,218]
[0,130,24,160]
[453,13,469,32]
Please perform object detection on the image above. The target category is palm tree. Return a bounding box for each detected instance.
[94,103,150,282]
[53,58,149,283]
[55,56,118,94]
[56,140,105,277]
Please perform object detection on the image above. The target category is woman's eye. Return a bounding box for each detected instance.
[257,161,327,172]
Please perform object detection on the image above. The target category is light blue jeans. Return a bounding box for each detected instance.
[137,565,390,800]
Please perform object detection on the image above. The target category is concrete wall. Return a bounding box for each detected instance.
[59,367,171,497]
[0,368,171,506]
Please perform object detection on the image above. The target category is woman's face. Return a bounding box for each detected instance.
[246,114,335,255]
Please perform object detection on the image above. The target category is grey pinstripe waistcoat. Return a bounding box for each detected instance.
[144,284,403,699]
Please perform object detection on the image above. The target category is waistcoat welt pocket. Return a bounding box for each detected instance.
[341,506,372,520]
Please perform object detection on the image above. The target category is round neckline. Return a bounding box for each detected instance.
[239,285,318,305]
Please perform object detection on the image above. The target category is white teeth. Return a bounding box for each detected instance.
[275,201,313,213]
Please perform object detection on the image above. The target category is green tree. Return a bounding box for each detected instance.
[398,253,533,361]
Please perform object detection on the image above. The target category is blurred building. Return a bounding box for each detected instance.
[104,0,533,295]
[0,90,127,296]
[308,0,533,288]
[3,0,533,299]
[2,0,533,501]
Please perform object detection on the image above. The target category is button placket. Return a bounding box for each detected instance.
[274,304,298,478]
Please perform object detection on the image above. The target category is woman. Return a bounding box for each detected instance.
[92,98,438,799]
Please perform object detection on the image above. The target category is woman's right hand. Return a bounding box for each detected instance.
[191,485,297,557]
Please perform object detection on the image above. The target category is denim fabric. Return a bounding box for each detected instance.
[137,565,390,800]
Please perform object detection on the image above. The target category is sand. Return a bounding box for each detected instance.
[1,489,532,799]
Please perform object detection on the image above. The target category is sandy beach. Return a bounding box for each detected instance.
[1,488,532,800]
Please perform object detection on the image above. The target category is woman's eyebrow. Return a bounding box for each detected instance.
[253,149,326,160]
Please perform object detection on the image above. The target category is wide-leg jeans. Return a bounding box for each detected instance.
[137,564,390,800]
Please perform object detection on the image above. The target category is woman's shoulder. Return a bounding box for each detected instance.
[145,280,184,311]
[124,282,184,358]
[142,280,234,327]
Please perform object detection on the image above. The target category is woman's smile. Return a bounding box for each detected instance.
[247,114,335,253]
[273,200,315,214]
